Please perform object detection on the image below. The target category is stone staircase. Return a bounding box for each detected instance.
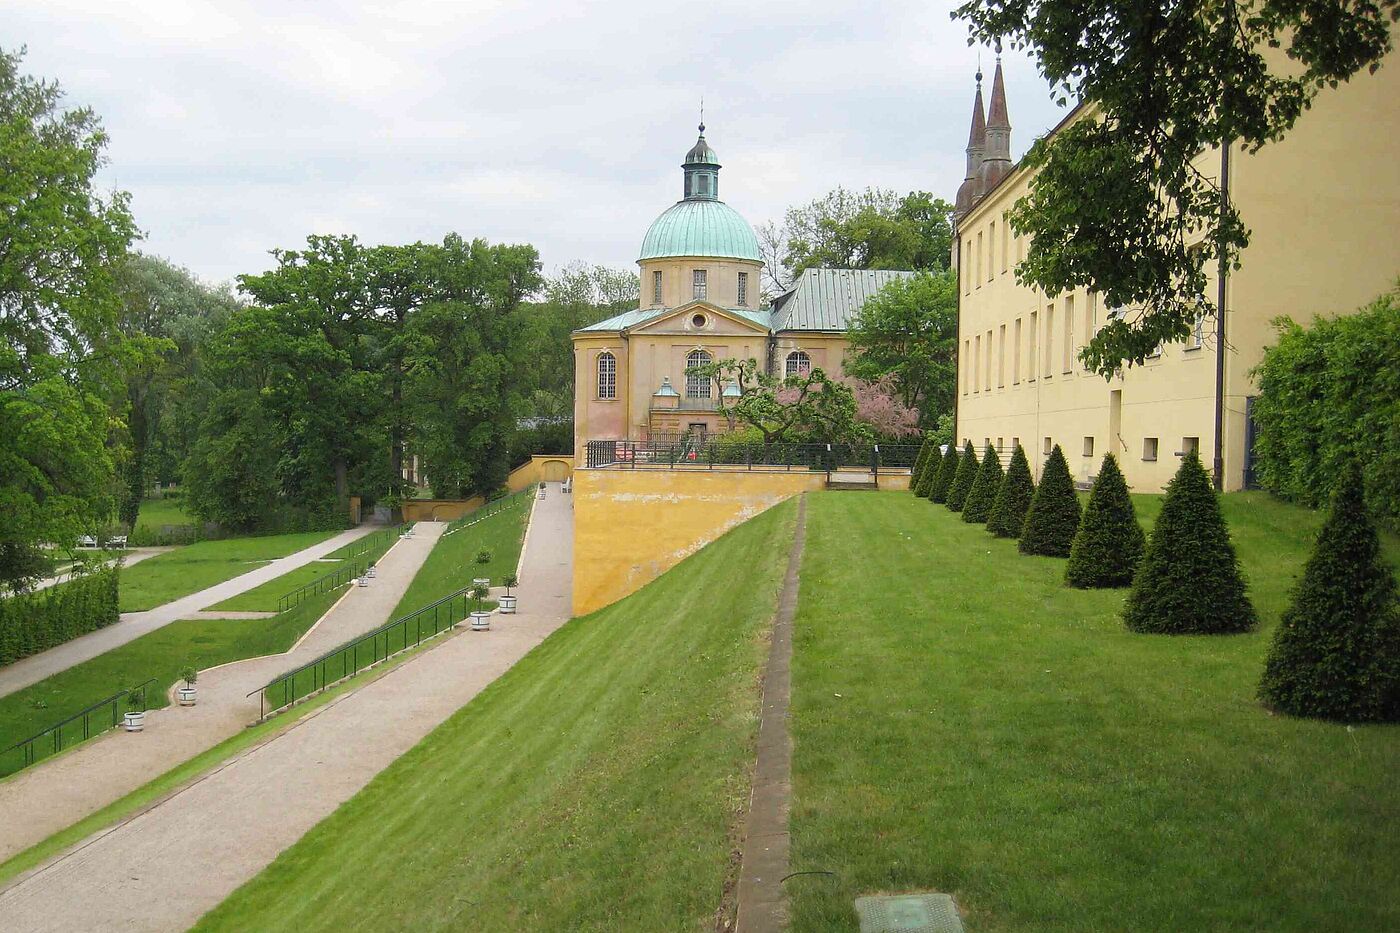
[826,470,879,491]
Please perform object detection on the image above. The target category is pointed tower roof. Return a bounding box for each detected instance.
[954,67,988,217]
[979,53,1014,194]
[684,123,719,167]
[966,71,987,149]
[987,57,1010,129]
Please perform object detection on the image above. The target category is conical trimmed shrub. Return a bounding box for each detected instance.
[987,444,1035,539]
[1123,451,1256,634]
[909,437,932,494]
[930,445,958,503]
[945,441,978,512]
[1019,445,1080,557]
[1065,453,1145,588]
[912,446,938,498]
[962,445,1003,523]
[1259,462,1400,721]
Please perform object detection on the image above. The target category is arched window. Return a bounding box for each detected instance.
[597,351,616,400]
[785,350,811,378]
[686,349,711,398]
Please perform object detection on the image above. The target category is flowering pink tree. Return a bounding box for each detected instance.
[854,375,921,438]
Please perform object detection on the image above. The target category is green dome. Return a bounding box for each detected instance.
[639,199,762,262]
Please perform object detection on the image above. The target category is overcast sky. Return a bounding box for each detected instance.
[9,0,1068,288]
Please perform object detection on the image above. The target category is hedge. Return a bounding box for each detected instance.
[0,567,120,667]
[1251,283,1399,530]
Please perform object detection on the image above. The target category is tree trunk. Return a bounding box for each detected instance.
[119,387,149,530]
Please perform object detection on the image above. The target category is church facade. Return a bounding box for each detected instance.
[571,126,912,463]
[952,54,1400,492]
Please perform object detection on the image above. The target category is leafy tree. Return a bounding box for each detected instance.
[962,444,1004,523]
[696,358,869,452]
[1251,283,1400,530]
[1065,453,1145,587]
[0,48,137,587]
[946,441,979,512]
[955,1,1397,374]
[930,444,960,503]
[773,187,954,283]
[987,444,1035,538]
[844,271,958,427]
[853,375,921,439]
[1124,451,1256,634]
[1019,445,1080,557]
[1259,462,1400,722]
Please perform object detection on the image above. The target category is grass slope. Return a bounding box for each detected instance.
[788,491,1400,931]
[194,499,797,932]
[132,497,195,533]
[118,530,337,612]
[390,497,531,618]
[0,588,342,777]
[209,528,400,612]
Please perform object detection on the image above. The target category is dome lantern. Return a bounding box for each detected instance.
[682,123,721,201]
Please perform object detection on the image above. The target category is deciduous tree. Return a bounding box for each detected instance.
[844,271,958,426]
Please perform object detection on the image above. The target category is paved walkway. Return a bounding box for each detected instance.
[28,549,172,593]
[0,522,439,864]
[0,526,376,701]
[735,494,804,933]
[0,487,572,931]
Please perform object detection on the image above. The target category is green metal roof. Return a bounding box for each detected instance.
[638,199,762,262]
[770,268,917,331]
[576,304,772,334]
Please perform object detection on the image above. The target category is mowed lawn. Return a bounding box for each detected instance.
[193,500,797,932]
[788,491,1400,932]
[390,495,532,618]
[0,587,342,776]
[118,530,337,612]
[132,496,195,533]
[209,526,400,612]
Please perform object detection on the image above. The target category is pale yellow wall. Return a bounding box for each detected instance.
[638,256,763,310]
[505,455,573,492]
[572,468,826,615]
[954,55,1400,492]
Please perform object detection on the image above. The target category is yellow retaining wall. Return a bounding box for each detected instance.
[572,468,827,616]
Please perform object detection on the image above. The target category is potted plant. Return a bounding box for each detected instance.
[123,688,146,732]
[537,481,546,500]
[365,561,377,579]
[500,573,518,614]
[177,666,198,707]
[469,582,492,631]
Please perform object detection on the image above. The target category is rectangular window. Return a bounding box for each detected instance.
[1012,436,1020,450]
[963,339,972,394]
[1063,295,1075,374]
[652,270,662,305]
[692,269,707,300]
[1189,316,1205,349]
[1043,436,1053,456]
[1143,437,1159,461]
[973,334,982,392]
[1182,436,1200,456]
[1001,214,1010,273]
[1043,304,1055,378]
[1083,294,1096,370]
[1012,317,1022,384]
[1027,311,1038,381]
[985,330,993,391]
[1082,436,1095,458]
[988,221,996,281]
[996,437,1004,452]
[737,271,748,306]
[997,324,1006,387]
[964,239,973,294]
[1018,231,1026,264]
[975,232,983,285]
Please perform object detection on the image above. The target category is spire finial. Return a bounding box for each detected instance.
[976,52,983,85]
[995,37,1002,59]
[699,97,705,135]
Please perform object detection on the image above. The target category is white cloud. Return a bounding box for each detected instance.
[7,0,1068,286]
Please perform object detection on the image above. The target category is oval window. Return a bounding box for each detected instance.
[692,313,707,328]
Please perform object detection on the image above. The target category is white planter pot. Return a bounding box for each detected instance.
[365,566,376,578]
[470,611,492,631]
[123,711,145,732]
[357,575,369,587]
[177,686,197,707]
[473,577,490,588]
[499,595,517,614]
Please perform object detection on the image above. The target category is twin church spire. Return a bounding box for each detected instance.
[954,52,1013,219]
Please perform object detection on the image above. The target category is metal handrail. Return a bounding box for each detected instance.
[584,439,922,472]
[250,587,475,719]
[1,678,157,776]
[275,524,403,613]
[445,489,530,535]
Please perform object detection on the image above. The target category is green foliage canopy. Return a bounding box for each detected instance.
[946,441,979,512]
[987,444,1035,539]
[1018,445,1080,557]
[1065,453,1145,588]
[962,444,1004,523]
[844,270,958,427]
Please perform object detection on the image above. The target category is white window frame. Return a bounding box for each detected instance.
[652,270,662,305]
[737,271,748,307]
[596,351,616,400]
[785,350,811,378]
[692,269,707,300]
[686,349,712,398]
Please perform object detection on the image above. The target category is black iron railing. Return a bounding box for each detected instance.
[0,678,156,777]
[276,524,403,613]
[584,439,922,474]
[252,588,474,719]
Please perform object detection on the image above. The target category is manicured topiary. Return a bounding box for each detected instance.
[945,442,978,512]
[1019,445,1081,557]
[1123,451,1256,634]
[912,446,939,498]
[1259,462,1400,721]
[930,445,959,503]
[962,445,1004,523]
[1065,453,1145,588]
[909,437,932,494]
[987,444,1035,539]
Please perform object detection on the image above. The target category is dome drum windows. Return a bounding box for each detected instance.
[692,269,708,300]
[596,351,617,400]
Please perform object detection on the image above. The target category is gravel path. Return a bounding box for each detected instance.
[0,487,572,932]
[0,526,376,701]
[0,524,437,863]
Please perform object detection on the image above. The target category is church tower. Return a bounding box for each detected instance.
[954,67,987,218]
[979,53,1013,193]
